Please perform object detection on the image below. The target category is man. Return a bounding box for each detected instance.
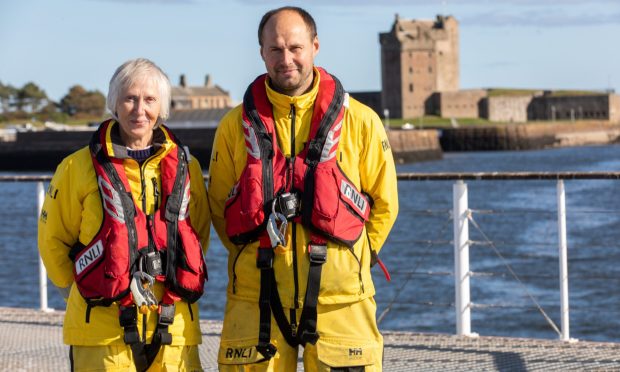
[208,6,398,371]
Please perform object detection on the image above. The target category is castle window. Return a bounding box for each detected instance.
[409,83,414,92]
[428,66,433,73]
[409,67,413,74]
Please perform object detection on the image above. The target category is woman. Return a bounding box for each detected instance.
[38,58,210,371]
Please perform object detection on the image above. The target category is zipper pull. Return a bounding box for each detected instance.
[151,178,159,211]
[139,178,146,203]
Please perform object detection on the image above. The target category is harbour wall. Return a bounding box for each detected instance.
[0,127,441,171]
[440,121,620,151]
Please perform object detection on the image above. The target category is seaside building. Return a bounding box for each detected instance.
[171,74,233,110]
[379,14,459,119]
[349,14,620,124]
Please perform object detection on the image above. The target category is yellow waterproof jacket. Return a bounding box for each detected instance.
[38,121,210,346]
[208,68,398,308]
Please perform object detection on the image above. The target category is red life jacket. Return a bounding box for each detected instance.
[224,68,371,247]
[69,120,206,308]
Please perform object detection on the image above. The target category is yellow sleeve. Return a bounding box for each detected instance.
[359,110,399,255]
[188,155,211,253]
[207,106,243,252]
[37,153,87,289]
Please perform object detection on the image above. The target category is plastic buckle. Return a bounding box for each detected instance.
[158,330,173,345]
[256,343,277,359]
[119,306,140,344]
[256,248,274,269]
[158,304,175,326]
[299,329,320,345]
[276,192,300,219]
[308,244,327,264]
[123,327,141,344]
[145,251,163,276]
[119,306,137,327]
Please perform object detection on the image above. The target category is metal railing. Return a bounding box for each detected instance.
[5,171,620,341]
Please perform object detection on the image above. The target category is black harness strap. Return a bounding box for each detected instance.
[120,304,175,372]
[120,306,150,372]
[256,247,277,360]
[296,243,327,345]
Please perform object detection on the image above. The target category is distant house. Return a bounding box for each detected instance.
[171,74,233,110]
[166,107,230,128]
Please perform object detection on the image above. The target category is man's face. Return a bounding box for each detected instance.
[260,10,319,97]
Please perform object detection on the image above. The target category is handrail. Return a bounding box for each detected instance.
[7,171,616,341]
[397,171,620,180]
[3,171,620,182]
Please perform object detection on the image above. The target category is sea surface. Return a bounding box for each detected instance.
[2,144,620,342]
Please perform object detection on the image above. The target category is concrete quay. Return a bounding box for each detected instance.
[2,306,620,371]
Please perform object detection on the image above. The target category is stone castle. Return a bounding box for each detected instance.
[353,14,620,123]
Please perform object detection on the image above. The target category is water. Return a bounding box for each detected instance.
[2,145,620,342]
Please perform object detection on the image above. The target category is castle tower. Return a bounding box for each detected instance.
[380,14,459,119]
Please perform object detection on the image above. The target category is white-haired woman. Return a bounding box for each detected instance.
[39,58,210,371]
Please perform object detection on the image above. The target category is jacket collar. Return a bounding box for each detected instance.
[104,120,168,159]
[265,67,320,115]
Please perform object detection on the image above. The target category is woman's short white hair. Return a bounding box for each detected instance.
[107,58,172,121]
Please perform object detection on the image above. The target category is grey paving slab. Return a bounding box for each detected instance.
[1,306,619,371]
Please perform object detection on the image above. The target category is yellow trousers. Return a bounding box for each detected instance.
[217,297,383,371]
[70,344,203,371]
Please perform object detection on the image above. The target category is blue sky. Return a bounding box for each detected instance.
[1,0,619,104]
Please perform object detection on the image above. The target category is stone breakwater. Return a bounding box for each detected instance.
[440,121,620,151]
[0,127,442,171]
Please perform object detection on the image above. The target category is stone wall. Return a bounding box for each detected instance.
[440,121,620,151]
[608,94,619,123]
[437,90,487,118]
[387,129,443,163]
[483,95,533,123]
[0,127,443,171]
[528,94,615,121]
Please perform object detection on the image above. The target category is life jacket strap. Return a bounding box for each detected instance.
[119,304,175,372]
[119,306,150,371]
[256,244,277,360]
[296,242,327,346]
[255,239,329,356]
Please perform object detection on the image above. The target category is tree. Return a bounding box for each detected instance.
[0,81,17,113]
[16,82,47,112]
[60,85,106,117]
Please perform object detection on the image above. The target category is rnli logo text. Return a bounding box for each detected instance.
[340,180,367,215]
[381,139,391,152]
[75,240,104,275]
[225,347,253,359]
[349,348,363,357]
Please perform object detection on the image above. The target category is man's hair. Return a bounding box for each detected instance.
[258,6,317,46]
[107,58,172,122]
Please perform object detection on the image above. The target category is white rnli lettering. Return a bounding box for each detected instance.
[75,240,104,275]
[340,180,367,215]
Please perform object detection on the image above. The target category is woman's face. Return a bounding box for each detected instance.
[116,78,161,148]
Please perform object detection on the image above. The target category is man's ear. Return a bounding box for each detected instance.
[313,36,320,57]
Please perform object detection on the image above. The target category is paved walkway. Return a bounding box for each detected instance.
[2,306,620,371]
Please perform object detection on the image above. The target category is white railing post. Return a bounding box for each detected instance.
[557,180,570,341]
[453,180,472,336]
[37,182,51,312]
